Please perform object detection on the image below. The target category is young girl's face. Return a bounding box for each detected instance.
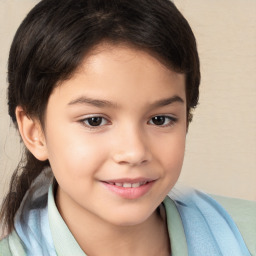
[43,43,187,226]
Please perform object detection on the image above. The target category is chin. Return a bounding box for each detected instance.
[104,206,157,227]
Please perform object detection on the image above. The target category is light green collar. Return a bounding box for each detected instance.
[163,196,188,256]
[48,184,188,256]
[48,184,86,256]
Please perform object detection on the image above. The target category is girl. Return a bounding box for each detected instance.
[0,0,255,255]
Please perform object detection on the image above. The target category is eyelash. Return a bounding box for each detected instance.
[79,115,178,129]
[81,116,110,128]
[148,115,178,127]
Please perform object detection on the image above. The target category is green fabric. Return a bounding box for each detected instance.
[212,195,256,256]
[0,189,255,256]
[0,236,12,256]
[48,186,188,256]
[163,196,188,256]
[48,185,86,256]
[0,230,26,256]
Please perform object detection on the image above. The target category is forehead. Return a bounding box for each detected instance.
[50,43,186,108]
[80,43,183,81]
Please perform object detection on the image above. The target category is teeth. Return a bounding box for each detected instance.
[132,183,140,188]
[123,183,132,188]
[112,182,148,188]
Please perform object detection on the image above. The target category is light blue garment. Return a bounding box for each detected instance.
[10,169,251,256]
[13,169,56,256]
[169,187,252,256]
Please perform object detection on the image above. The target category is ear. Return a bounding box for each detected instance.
[15,106,48,161]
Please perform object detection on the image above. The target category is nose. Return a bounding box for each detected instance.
[111,126,152,166]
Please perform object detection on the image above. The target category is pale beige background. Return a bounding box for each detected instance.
[0,0,255,204]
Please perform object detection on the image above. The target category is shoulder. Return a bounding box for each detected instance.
[168,186,255,255]
[0,237,12,256]
[212,194,256,255]
[0,230,26,256]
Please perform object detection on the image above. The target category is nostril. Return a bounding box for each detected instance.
[111,138,152,165]
[114,157,149,166]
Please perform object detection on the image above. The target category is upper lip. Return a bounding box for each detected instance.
[102,177,155,184]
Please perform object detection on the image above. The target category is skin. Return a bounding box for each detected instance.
[18,43,187,255]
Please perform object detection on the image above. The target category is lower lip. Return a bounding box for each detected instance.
[102,181,155,199]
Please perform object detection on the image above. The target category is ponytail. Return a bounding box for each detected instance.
[0,149,49,235]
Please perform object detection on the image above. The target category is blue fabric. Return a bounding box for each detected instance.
[170,187,251,256]
[12,169,251,256]
[13,169,56,256]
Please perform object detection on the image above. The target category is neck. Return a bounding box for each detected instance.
[56,190,170,256]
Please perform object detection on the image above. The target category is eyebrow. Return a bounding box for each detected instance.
[67,95,184,108]
[150,95,184,108]
[68,96,118,108]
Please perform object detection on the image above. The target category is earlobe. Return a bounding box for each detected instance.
[15,106,48,161]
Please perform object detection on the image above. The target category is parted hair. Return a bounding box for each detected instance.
[1,0,200,234]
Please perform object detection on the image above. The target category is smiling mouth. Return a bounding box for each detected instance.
[102,179,155,199]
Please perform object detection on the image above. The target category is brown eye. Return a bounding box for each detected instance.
[83,117,108,127]
[149,115,177,126]
[87,117,102,126]
[151,116,166,125]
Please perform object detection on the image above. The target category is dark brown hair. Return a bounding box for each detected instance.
[1,0,200,234]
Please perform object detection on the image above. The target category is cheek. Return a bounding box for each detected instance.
[45,123,108,179]
[156,130,186,173]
